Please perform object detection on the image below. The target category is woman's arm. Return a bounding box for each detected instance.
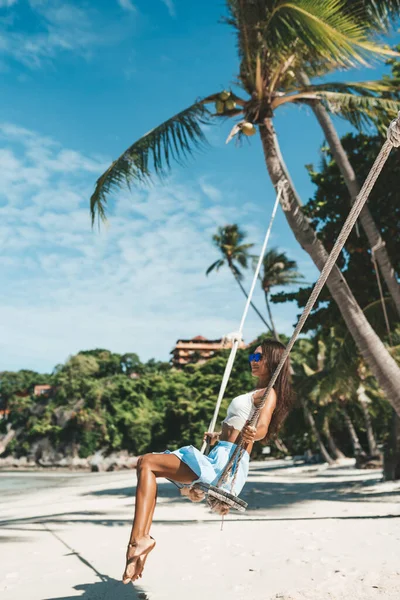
[241,389,277,443]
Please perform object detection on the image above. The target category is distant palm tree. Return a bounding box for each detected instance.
[258,248,303,340]
[206,224,272,333]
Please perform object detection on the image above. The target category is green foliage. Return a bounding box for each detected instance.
[1,332,394,461]
[90,102,212,226]
[273,130,400,331]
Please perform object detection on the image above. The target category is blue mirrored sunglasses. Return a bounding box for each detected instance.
[248,352,263,363]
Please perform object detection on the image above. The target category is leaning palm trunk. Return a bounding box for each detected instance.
[264,291,280,341]
[384,410,400,481]
[356,384,379,456]
[274,436,289,455]
[341,404,366,457]
[323,416,346,459]
[0,427,16,456]
[301,399,335,464]
[297,71,400,317]
[259,119,400,418]
[232,270,272,332]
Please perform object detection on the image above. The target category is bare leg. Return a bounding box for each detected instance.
[135,492,157,580]
[123,453,197,583]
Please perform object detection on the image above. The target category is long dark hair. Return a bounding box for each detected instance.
[258,338,294,441]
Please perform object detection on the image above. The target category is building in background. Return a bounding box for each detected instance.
[33,384,53,396]
[171,334,246,368]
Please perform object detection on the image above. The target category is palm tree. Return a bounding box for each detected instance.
[258,248,303,340]
[302,399,335,464]
[338,396,367,458]
[356,383,379,456]
[301,330,378,460]
[296,68,400,317]
[295,1,400,316]
[322,415,346,460]
[291,337,336,464]
[90,1,400,417]
[206,224,272,332]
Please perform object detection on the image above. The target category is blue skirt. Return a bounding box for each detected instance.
[165,441,249,496]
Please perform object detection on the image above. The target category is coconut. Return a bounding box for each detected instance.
[219,90,230,101]
[215,100,225,114]
[241,122,256,136]
[225,98,236,111]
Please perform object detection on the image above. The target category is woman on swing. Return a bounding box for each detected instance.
[123,338,293,584]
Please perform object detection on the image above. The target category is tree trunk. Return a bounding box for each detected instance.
[356,384,379,457]
[301,399,335,464]
[383,409,400,481]
[275,436,289,455]
[0,427,16,455]
[323,416,346,460]
[341,405,366,457]
[297,70,400,318]
[265,291,280,341]
[259,120,400,418]
[231,270,272,332]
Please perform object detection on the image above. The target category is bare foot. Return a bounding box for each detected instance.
[136,538,156,580]
[122,535,156,584]
[136,536,156,580]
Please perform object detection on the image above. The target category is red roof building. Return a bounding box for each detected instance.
[33,384,53,397]
[171,334,246,368]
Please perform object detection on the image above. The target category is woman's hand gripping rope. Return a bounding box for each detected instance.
[240,423,257,444]
[203,431,221,446]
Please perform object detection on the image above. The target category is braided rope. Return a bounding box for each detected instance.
[215,112,400,492]
[199,184,283,455]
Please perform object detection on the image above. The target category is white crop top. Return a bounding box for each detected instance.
[221,391,255,431]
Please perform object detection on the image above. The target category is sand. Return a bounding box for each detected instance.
[0,458,399,600]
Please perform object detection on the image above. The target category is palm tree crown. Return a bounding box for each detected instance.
[90,1,399,223]
[260,249,304,293]
[206,224,272,332]
[207,224,254,280]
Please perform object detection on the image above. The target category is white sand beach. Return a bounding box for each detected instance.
[1,459,400,600]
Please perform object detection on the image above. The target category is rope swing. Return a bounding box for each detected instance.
[200,182,283,455]
[175,181,283,501]
[193,112,400,514]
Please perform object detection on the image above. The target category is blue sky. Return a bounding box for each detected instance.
[0,0,399,373]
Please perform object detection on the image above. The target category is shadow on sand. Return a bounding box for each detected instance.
[44,575,148,600]
[40,526,149,600]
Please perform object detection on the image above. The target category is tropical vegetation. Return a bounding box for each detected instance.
[0,338,394,474]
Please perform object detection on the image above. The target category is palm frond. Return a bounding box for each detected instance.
[267,0,399,68]
[299,79,399,95]
[345,0,400,33]
[235,243,255,252]
[206,259,225,276]
[90,101,213,225]
[236,254,249,269]
[315,90,400,132]
[273,83,400,132]
[225,0,265,93]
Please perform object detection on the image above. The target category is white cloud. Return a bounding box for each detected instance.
[161,0,175,17]
[0,1,135,68]
[199,178,222,202]
[0,123,277,372]
[118,0,136,12]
